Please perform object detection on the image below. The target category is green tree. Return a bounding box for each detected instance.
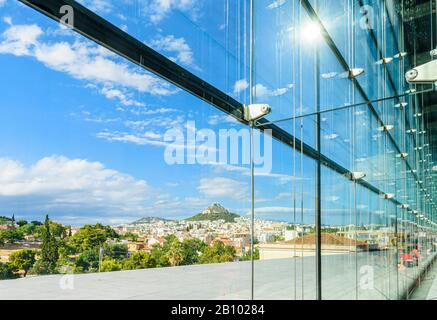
[165,239,184,267]
[75,249,99,272]
[240,248,260,261]
[55,246,75,274]
[150,244,170,267]
[49,221,68,239]
[273,235,285,242]
[17,220,28,227]
[18,223,37,236]
[68,224,118,252]
[100,258,122,272]
[103,243,128,260]
[181,238,206,265]
[32,225,45,238]
[28,260,54,276]
[123,252,155,270]
[200,242,236,264]
[0,216,12,224]
[0,262,14,280]
[39,215,59,272]
[0,228,24,244]
[9,249,36,277]
[149,235,177,267]
[123,232,138,242]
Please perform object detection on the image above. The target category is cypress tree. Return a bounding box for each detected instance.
[40,215,51,262]
[40,215,58,270]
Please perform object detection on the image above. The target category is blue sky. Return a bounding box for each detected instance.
[0,0,385,227]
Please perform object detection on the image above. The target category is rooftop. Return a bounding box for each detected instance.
[0,253,423,300]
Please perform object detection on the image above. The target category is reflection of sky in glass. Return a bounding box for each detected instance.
[0,0,432,230]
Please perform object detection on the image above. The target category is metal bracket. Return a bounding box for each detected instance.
[397,152,409,159]
[383,193,395,200]
[378,125,394,132]
[376,57,393,65]
[394,52,408,59]
[394,102,408,109]
[340,68,365,79]
[243,104,272,122]
[347,172,366,181]
[405,60,437,84]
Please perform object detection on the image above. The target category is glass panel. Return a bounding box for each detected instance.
[0,1,253,299]
[253,122,316,300]
[75,0,252,99]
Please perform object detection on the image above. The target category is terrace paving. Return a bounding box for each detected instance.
[0,252,434,300]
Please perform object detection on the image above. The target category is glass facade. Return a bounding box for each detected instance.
[0,0,436,300]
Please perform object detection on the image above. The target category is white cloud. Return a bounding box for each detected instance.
[270,85,294,96]
[100,85,145,107]
[2,16,12,25]
[208,114,239,126]
[149,35,195,67]
[197,177,248,200]
[97,126,213,153]
[117,14,127,21]
[0,24,42,56]
[124,115,186,131]
[267,0,286,10]
[0,156,154,213]
[0,156,216,223]
[323,133,339,140]
[144,0,200,23]
[97,130,168,147]
[253,83,293,98]
[233,79,249,94]
[254,84,269,97]
[120,106,178,116]
[321,72,338,79]
[0,23,176,96]
[213,163,299,184]
[276,192,291,200]
[326,196,340,202]
[85,117,120,124]
[166,182,180,187]
[254,207,293,214]
[0,0,6,7]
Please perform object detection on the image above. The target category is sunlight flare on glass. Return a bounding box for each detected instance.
[300,21,322,43]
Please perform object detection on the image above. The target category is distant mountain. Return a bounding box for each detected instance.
[130,217,171,225]
[187,203,240,223]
